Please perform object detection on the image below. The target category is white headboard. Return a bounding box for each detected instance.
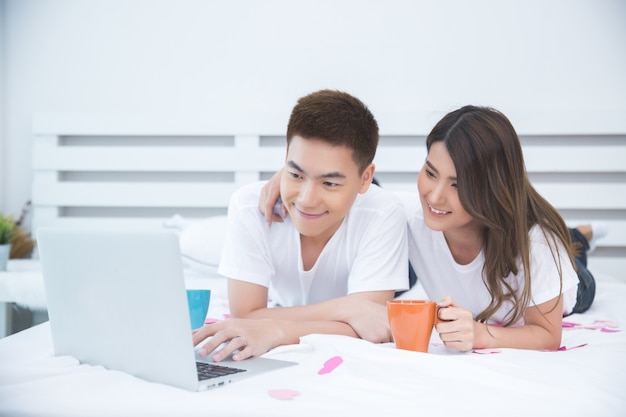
[31,114,626,279]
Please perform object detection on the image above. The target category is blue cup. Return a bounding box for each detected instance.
[186,289,211,330]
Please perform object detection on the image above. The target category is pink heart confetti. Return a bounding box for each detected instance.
[472,348,501,354]
[580,325,604,330]
[204,318,220,324]
[600,327,621,333]
[268,389,300,400]
[562,319,621,332]
[595,320,619,328]
[558,343,588,351]
[318,356,343,375]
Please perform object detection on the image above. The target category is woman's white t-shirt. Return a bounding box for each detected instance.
[398,192,579,326]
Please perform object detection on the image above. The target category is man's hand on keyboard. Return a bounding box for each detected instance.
[192,318,284,361]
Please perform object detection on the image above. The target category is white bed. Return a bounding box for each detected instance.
[0,270,625,416]
[0,115,625,416]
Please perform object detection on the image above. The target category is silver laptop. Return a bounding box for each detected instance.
[36,227,296,391]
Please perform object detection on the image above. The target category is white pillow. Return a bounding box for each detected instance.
[163,214,228,268]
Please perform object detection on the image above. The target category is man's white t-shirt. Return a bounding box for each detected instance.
[397,192,579,326]
[218,182,409,307]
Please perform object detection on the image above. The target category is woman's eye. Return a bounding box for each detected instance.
[451,183,458,189]
[289,171,301,179]
[425,169,436,178]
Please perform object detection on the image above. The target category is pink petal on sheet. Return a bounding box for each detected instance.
[558,343,588,351]
[595,320,619,328]
[222,313,231,319]
[600,327,621,333]
[562,321,580,328]
[318,356,344,375]
[472,348,501,354]
[268,389,301,400]
[580,325,604,330]
[204,318,220,324]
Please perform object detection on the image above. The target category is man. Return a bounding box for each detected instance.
[194,90,408,361]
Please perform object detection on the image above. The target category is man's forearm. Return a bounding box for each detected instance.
[237,296,352,321]
[273,318,359,345]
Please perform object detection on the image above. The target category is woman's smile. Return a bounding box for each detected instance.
[428,204,450,216]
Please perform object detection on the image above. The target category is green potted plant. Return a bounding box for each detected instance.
[0,212,17,271]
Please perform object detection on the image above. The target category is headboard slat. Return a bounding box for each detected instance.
[30,115,626,278]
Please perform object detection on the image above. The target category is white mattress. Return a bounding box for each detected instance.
[1,270,625,417]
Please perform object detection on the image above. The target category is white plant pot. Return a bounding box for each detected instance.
[0,244,10,271]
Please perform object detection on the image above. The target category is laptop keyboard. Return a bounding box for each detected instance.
[196,362,247,381]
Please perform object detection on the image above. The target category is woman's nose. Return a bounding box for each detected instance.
[428,183,446,205]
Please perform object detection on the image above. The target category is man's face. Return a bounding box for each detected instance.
[280,135,373,245]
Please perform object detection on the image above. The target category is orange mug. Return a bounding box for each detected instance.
[387,300,442,353]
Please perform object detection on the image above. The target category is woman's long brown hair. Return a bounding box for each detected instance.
[426,105,577,326]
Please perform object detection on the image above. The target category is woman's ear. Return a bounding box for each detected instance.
[359,163,375,194]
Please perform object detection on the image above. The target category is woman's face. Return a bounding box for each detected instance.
[417,142,476,233]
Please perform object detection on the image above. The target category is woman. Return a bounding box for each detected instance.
[406,105,599,351]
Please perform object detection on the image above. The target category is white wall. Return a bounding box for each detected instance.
[2,0,626,217]
[0,0,6,214]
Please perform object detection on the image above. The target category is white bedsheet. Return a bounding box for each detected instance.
[1,272,625,417]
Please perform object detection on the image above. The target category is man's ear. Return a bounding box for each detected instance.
[359,163,375,194]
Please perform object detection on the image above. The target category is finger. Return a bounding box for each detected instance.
[232,345,254,361]
[197,336,222,358]
[437,305,464,322]
[263,202,282,225]
[266,199,285,224]
[212,335,247,362]
[192,326,214,346]
[196,328,229,357]
[437,324,467,343]
[435,319,455,334]
[270,212,284,224]
[441,339,473,352]
[210,345,235,362]
[437,295,454,307]
[437,305,453,321]
[262,200,272,220]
